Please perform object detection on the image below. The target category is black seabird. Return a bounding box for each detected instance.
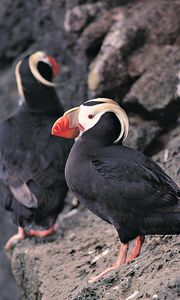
[52,98,180,282]
[0,51,73,250]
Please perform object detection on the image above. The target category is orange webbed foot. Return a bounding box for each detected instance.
[89,243,128,283]
[27,224,58,238]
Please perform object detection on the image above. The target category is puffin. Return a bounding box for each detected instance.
[51,98,180,282]
[0,51,73,250]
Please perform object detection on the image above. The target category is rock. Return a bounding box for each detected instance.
[87,8,129,98]
[77,8,120,61]
[64,2,108,33]
[0,67,19,122]
[124,115,161,151]
[0,0,124,111]
[128,44,176,78]
[124,45,180,119]
[11,209,180,300]
[153,122,180,185]
[0,0,35,62]
[1,0,180,116]
[155,277,180,300]
[85,0,180,104]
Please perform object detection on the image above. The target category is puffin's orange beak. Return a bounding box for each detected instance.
[51,107,80,138]
[47,56,59,77]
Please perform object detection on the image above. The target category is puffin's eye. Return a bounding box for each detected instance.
[88,114,94,119]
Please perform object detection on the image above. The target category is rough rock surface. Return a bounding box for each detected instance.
[0,67,19,122]
[124,45,180,119]
[124,115,161,152]
[0,207,21,300]
[86,0,180,101]
[153,121,180,185]
[0,0,180,299]
[11,195,180,300]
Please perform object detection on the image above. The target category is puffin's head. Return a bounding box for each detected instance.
[15,51,59,100]
[51,98,129,144]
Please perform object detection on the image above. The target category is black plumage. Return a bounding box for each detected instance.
[52,98,180,282]
[0,51,73,249]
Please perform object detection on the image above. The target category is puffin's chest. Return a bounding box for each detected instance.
[65,149,92,194]
[65,141,113,222]
[65,140,98,198]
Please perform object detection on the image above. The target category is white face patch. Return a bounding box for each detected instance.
[15,51,56,101]
[78,105,104,132]
[15,60,25,100]
[75,98,129,143]
[29,51,57,87]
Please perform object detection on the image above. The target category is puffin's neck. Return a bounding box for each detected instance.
[23,86,64,115]
[72,135,113,159]
[79,112,122,147]
[81,132,121,148]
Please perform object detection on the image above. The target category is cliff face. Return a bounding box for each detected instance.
[0,0,179,299]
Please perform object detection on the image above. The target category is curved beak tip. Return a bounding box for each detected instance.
[51,118,63,136]
[51,115,80,139]
[51,126,60,136]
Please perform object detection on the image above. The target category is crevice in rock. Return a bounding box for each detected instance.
[123,98,180,126]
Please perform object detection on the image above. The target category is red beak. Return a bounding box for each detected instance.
[47,56,59,77]
[51,108,80,138]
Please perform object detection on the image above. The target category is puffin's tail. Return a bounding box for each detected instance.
[140,199,180,236]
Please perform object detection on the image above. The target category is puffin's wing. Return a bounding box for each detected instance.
[0,157,38,209]
[0,180,34,222]
[0,119,37,209]
[92,147,179,213]
[26,136,70,188]
[0,133,68,209]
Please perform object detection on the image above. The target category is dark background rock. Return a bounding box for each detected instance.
[124,45,180,121]
[153,120,180,185]
[124,115,161,152]
[0,67,19,122]
[0,0,180,299]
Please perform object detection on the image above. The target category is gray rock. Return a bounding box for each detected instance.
[0,0,35,61]
[0,67,19,122]
[153,122,180,185]
[64,2,108,33]
[124,45,180,116]
[86,0,180,104]
[11,210,180,300]
[124,115,161,151]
